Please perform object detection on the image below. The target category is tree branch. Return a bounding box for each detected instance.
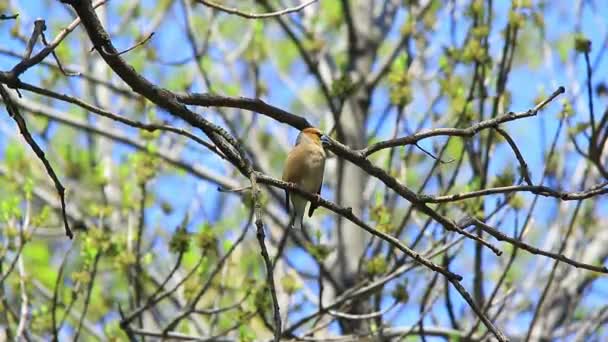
[0,84,73,238]
[361,86,565,156]
[196,0,318,19]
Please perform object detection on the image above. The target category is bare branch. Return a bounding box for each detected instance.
[251,173,282,341]
[0,13,19,20]
[9,0,107,78]
[6,78,225,158]
[160,214,252,334]
[196,0,318,19]
[0,84,73,238]
[494,126,532,185]
[462,217,608,274]
[328,300,398,320]
[106,32,155,57]
[177,92,312,129]
[420,182,608,203]
[361,86,566,156]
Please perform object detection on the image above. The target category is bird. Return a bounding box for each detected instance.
[282,127,329,229]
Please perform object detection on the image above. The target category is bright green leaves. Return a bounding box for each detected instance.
[370,204,396,234]
[559,99,574,118]
[391,281,409,303]
[280,273,301,295]
[4,141,29,174]
[568,122,591,136]
[460,176,484,217]
[365,256,388,276]
[63,144,91,181]
[388,55,412,106]
[400,15,415,36]
[513,25,542,69]
[330,74,357,99]
[307,242,331,262]
[253,283,272,313]
[23,241,56,287]
[574,35,592,54]
[166,67,193,91]
[245,21,268,63]
[491,166,515,188]
[169,228,191,254]
[508,10,525,29]
[471,25,490,39]
[469,0,484,17]
[71,269,92,285]
[31,304,53,333]
[302,36,325,56]
[554,33,575,63]
[509,194,525,211]
[273,39,298,72]
[81,228,111,264]
[0,195,21,222]
[445,137,464,161]
[196,223,219,254]
[238,325,257,342]
[318,0,343,29]
[461,38,488,64]
[129,152,160,184]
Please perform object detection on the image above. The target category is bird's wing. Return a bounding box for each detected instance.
[308,173,323,217]
[282,150,303,213]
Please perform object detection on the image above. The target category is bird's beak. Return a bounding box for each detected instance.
[320,134,331,146]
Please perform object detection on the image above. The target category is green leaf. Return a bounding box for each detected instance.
[574,35,592,53]
[23,241,56,286]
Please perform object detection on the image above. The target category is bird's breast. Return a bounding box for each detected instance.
[298,151,324,191]
[305,151,325,169]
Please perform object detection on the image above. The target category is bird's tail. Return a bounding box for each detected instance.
[289,208,304,229]
[289,196,306,229]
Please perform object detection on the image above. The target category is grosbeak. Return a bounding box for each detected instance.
[282,127,329,229]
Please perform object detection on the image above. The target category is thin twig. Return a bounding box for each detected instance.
[8,79,225,158]
[415,143,454,164]
[9,0,107,78]
[160,213,253,333]
[525,195,585,341]
[40,31,80,77]
[129,327,234,341]
[420,182,608,203]
[256,174,506,340]
[0,84,73,238]
[0,238,26,285]
[250,173,282,342]
[494,127,532,185]
[257,173,463,280]
[361,86,565,156]
[584,50,596,134]
[120,251,203,327]
[15,204,32,341]
[23,19,46,60]
[0,13,19,20]
[285,235,466,335]
[196,0,318,19]
[328,300,398,320]
[52,246,74,342]
[73,252,101,341]
[463,217,607,273]
[107,32,155,56]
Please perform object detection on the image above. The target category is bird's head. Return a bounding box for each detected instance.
[299,127,330,146]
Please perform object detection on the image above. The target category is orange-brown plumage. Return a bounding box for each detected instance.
[282,127,327,229]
